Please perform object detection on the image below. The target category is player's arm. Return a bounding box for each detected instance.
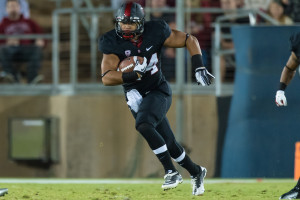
[279,52,299,86]
[275,52,299,106]
[163,29,215,86]
[101,54,123,86]
[101,54,147,86]
[163,29,201,56]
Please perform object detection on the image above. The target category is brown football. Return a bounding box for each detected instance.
[118,56,144,73]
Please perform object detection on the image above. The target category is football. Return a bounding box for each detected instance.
[118,56,144,73]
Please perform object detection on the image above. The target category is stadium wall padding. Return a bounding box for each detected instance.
[221,26,300,178]
[0,95,218,178]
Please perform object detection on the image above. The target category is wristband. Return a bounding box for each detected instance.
[191,54,204,69]
[122,71,138,83]
[185,33,190,46]
[279,82,287,91]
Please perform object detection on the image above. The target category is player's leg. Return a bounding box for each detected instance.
[0,188,8,197]
[134,90,182,189]
[279,177,300,199]
[156,117,207,195]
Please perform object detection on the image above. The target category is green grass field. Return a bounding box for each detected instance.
[0,179,296,200]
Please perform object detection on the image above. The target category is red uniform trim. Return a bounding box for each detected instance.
[124,2,133,17]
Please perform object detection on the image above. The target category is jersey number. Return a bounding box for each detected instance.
[147,53,158,75]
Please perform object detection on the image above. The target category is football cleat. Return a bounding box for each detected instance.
[161,171,183,190]
[279,185,300,199]
[191,166,207,195]
[0,188,8,197]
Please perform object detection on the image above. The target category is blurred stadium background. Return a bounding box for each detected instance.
[0,0,299,181]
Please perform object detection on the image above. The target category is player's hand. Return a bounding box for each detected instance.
[195,67,215,86]
[133,56,147,77]
[275,90,287,106]
[126,89,143,112]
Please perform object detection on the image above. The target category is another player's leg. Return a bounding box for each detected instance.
[134,91,182,190]
[156,117,207,195]
[0,188,8,197]
[279,178,300,199]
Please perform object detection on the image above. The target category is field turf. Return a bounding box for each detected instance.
[0,179,296,200]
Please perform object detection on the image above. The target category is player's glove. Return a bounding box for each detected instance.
[275,90,287,106]
[126,89,143,113]
[195,67,215,86]
[133,56,147,77]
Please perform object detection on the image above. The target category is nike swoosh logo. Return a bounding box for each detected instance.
[146,46,153,51]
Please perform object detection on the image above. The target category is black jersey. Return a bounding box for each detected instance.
[99,20,172,96]
[290,32,300,59]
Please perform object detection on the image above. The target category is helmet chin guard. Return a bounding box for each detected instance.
[115,2,145,40]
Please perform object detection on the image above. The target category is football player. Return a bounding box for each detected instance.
[99,2,214,195]
[275,32,300,199]
[276,32,300,107]
[279,178,300,199]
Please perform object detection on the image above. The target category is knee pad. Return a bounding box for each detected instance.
[136,123,165,150]
[136,123,153,135]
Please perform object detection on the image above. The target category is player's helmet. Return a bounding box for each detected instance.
[115,2,145,40]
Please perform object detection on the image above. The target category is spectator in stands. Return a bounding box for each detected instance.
[150,0,176,82]
[280,0,300,22]
[0,0,44,84]
[185,0,217,77]
[236,0,245,8]
[243,0,271,10]
[219,0,249,82]
[0,0,29,22]
[267,1,293,25]
[219,0,237,82]
[150,0,174,24]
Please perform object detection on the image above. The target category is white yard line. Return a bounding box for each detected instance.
[0,178,295,184]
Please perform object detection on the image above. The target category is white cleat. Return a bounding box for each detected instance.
[161,171,183,190]
[191,166,207,195]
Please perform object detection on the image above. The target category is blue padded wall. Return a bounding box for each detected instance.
[221,26,300,178]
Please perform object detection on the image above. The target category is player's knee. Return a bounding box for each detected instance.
[136,123,153,133]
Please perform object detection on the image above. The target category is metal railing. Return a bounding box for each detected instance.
[0,6,280,96]
[0,5,281,143]
[212,9,279,96]
[0,6,220,95]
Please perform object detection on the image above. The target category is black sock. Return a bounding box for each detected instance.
[178,155,201,177]
[156,151,177,174]
[136,123,177,174]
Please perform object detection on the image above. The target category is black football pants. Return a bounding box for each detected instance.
[132,89,184,159]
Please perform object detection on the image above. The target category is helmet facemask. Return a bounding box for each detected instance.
[115,17,144,39]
